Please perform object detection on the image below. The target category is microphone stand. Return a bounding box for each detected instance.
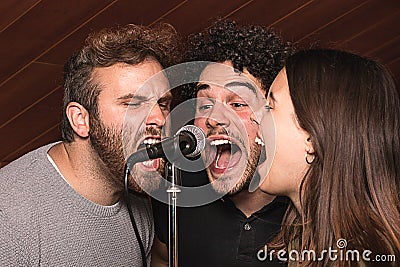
[165,161,181,267]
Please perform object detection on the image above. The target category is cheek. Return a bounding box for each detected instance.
[98,105,122,127]
[275,123,305,171]
[236,112,258,140]
[264,117,307,194]
[194,117,207,132]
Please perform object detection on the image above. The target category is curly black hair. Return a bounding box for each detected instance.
[182,20,294,99]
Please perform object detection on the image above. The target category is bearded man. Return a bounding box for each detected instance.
[151,20,293,267]
[0,23,179,266]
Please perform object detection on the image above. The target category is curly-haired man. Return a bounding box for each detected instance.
[0,24,179,266]
[152,20,293,267]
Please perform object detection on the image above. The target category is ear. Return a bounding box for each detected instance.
[66,102,90,138]
[305,136,314,154]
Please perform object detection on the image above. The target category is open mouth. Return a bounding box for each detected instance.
[137,137,161,171]
[207,137,242,176]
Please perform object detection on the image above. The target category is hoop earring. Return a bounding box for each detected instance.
[305,151,315,164]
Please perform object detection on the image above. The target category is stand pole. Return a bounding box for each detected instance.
[166,162,181,267]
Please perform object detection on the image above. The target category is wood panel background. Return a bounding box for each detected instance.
[1,0,399,167]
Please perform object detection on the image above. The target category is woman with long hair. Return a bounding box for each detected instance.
[258,49,400,266]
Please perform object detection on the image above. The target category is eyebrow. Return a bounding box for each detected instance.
[117,94,148,101]
[225,81,257,95]
[197,81,258,95]
[196,83,210,91]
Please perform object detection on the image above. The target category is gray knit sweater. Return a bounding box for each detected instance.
[0,143,153,266]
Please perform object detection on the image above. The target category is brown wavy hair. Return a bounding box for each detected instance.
[270,49,400,266]
[61,23,181,142]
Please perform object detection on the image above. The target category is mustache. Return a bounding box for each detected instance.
[122,126,162,150]
[133,126,162,139]
[145,127,162,136]
[206,127,228,137]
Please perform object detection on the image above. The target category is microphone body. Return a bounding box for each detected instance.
[126,125,205,168]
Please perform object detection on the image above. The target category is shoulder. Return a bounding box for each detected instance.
[0,143,59,196]
[0,143,58,182]
[0,143,60,225]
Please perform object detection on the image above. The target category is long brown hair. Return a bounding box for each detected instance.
[271,49,400,266]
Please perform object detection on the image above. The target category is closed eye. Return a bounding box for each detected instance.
[121,94,149,108]
[125,102,143,107]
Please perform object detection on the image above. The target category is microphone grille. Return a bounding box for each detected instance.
[177,125,206,158]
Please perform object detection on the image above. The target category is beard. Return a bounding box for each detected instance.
[89,114,163,194]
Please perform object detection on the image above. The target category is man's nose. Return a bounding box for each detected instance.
[205,105,230,129]
[146,104,166,127]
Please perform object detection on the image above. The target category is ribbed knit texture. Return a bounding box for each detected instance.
[0,143,153,266]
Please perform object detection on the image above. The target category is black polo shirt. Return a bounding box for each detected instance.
[152,170,288,267]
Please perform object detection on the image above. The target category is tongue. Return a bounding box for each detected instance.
[215,148,231,169]
[141,158,160,170]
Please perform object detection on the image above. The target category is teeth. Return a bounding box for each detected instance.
[210,139,232,146]
[142,160,155,167]
[255,137,265,146]
[143,138,160,145]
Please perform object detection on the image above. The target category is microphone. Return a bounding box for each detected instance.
[126,125,206,168]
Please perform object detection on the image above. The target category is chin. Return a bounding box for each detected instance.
[129,167,163,194]
[207,167,250,196]
[259,180,286,197]
[259,179,274,194]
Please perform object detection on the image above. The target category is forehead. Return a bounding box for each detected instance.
[198,62,264,98]
[269,68,288,96]
[93,60,170,98]
[199,62,260,88]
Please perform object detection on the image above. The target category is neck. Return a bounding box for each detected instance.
[229,188,276,217]
[48,141,122,206]
[291,197,301,212]
[286,191,301,212]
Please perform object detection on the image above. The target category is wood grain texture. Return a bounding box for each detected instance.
[0,0,399,166]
